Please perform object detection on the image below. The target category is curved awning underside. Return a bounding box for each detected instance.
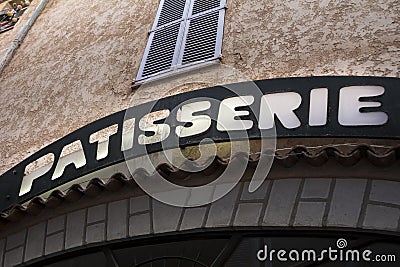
[0,144,398,228]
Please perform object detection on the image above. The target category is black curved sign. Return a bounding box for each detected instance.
[0,76,399,211]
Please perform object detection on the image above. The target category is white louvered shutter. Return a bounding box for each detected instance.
[181,11,221,65]
[137,0,226,81]
[141,24,181,78]
[180,0,226,66]
[191,0,224,15]
[156,0,187,26]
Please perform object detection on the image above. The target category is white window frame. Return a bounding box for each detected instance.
[135,0,227,84]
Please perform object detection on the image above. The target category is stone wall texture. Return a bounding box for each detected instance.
[0,0,398,174]
[0,178,399,266]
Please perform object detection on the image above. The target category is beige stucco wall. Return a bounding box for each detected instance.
[0,2,9,11]
[0,0,398,174]
[0,0,159,173]
[222,0,399,78]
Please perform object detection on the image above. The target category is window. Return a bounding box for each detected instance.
[29,231,400,267]
[136,0,226,82]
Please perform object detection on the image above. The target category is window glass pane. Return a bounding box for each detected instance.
[113,239,229,267]
[44,252,107,267]
[32,234,400,267]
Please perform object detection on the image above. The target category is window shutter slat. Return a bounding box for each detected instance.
[136,0,226,82]
[181,11,220,65]
[191,0,222,15]
[142,24,181,78]
[157,0,187,27]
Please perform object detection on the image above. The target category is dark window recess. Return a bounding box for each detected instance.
[0,0,31,34]
[136,0,226,81]
[113,239,229,267]
[27,231,400,267]
[44,252,108,267]
[141,23,181,77]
